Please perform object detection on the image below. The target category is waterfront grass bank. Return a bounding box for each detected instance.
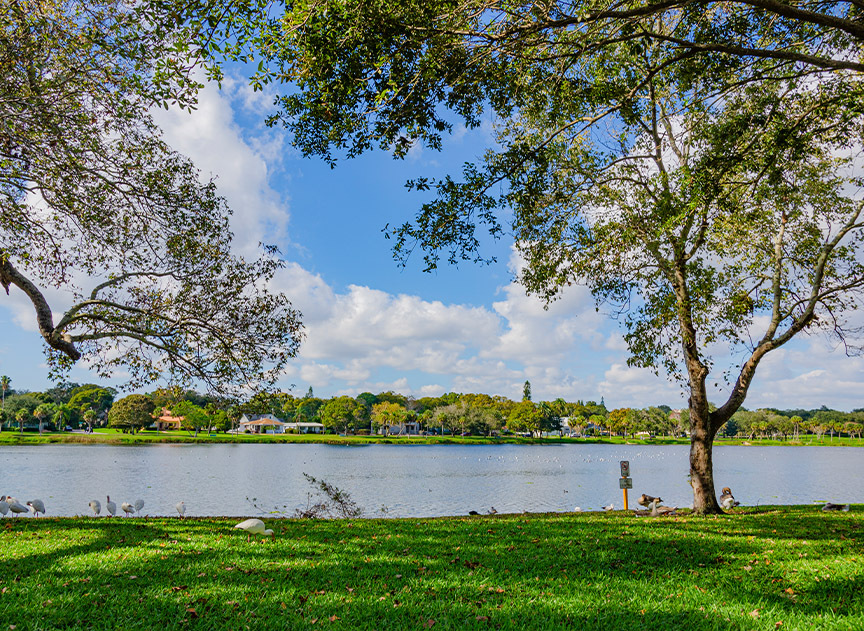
[1,428,862,447]
[0,507,861,629]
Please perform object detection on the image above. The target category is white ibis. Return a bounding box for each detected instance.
[89,499,101,516]
[7,497,28,517]
[234,518,274,541]
[27,499,46,517]
[720,487,740,510]
[0,496,8,516]
[106,496,116,517]
[176,501,186,518]
[134,499,144,515]
[120,502,135,517]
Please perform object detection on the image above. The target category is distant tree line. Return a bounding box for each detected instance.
[1,375,862,440]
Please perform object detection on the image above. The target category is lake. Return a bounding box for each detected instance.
[1,443,861,517]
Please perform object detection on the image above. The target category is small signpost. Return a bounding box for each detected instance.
[619,461,631,509]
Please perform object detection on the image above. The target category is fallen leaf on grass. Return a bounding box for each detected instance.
[775,623,783,629]
[185,608,198,619]
[476,616,489,621]
[171,586,189,592]
[329,615,339,622]
[750,609,760,619]
[423,620,436,628]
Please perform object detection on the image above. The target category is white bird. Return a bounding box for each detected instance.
[89,499,101,516]
[134,499,145,515]
[602,503,614,511]
[27,499,46,517]
[0,496,8,516]
[573,506,582,512]
[234,518,274,542]
[176,501,186,518]
[106,495,116,517]
[120,502,135,517]
[719,487,740,510]
[8,497,28,517]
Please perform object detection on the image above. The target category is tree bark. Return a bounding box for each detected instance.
[689,409,722,514]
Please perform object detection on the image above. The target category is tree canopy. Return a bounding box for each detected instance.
[231,0,864,512]
[0,0,302,396]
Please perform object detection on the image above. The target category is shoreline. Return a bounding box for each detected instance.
[0,430,861,447]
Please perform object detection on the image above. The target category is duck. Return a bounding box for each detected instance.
[234,518,274,541]
[0,496,8,516]
[719,487,740,510]
[89,499,101,516]
[638,493,663,508]
[106,496,116,517]
[822,502,850,512]
[27,499,46,517]
[134,499,145,515]
[649,499,678,517]
[176,501,186,518]
[120,502,135,517]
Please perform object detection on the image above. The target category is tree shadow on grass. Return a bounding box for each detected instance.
[1,510,862,629]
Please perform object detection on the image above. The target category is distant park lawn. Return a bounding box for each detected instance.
[0,506,861,630]
[0,428,862,447]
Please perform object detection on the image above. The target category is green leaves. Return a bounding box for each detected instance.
[1,0,303,396]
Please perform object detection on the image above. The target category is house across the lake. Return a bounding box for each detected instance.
[154,408,183,432]
[238,413,287,434]
[284,421,325,434]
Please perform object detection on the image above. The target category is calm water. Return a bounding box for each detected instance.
[0,443,861,517]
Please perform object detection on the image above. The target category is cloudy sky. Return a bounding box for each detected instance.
[2,74,862,410]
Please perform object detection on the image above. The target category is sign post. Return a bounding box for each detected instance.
[619,461,631,510]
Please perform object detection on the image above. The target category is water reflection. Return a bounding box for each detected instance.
[0,443,860,517]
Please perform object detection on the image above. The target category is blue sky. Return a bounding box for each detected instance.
[2,73,863,410]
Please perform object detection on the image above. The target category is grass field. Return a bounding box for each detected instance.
[0,428,861,448]
[1,507,861,630]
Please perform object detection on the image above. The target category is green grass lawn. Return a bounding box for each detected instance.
[1,507,861,630]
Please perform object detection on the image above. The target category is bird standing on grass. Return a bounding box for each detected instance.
[719,487,740,510]
[0,496,8,516]
[134,499,145,515]
[602,503,614,511]
[89,499,101,516]
[176,501,186,518]
[7,497,28,517]
[106,496,116,517]
[120,502,135,517]
[234,518,274,542]
[27,499,46,517]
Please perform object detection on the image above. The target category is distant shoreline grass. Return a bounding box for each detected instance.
[0,428,861,447]
[1,507,861,630]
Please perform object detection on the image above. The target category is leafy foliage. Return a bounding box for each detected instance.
[108,394,156,431]
[0,0,302,395]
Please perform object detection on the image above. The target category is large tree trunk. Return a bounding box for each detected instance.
[689,409,722,514]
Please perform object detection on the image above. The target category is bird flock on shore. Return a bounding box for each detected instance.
[0,495,188,519]
[0,495,275,542]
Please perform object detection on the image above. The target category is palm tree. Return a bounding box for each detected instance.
[1,375,9,409]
